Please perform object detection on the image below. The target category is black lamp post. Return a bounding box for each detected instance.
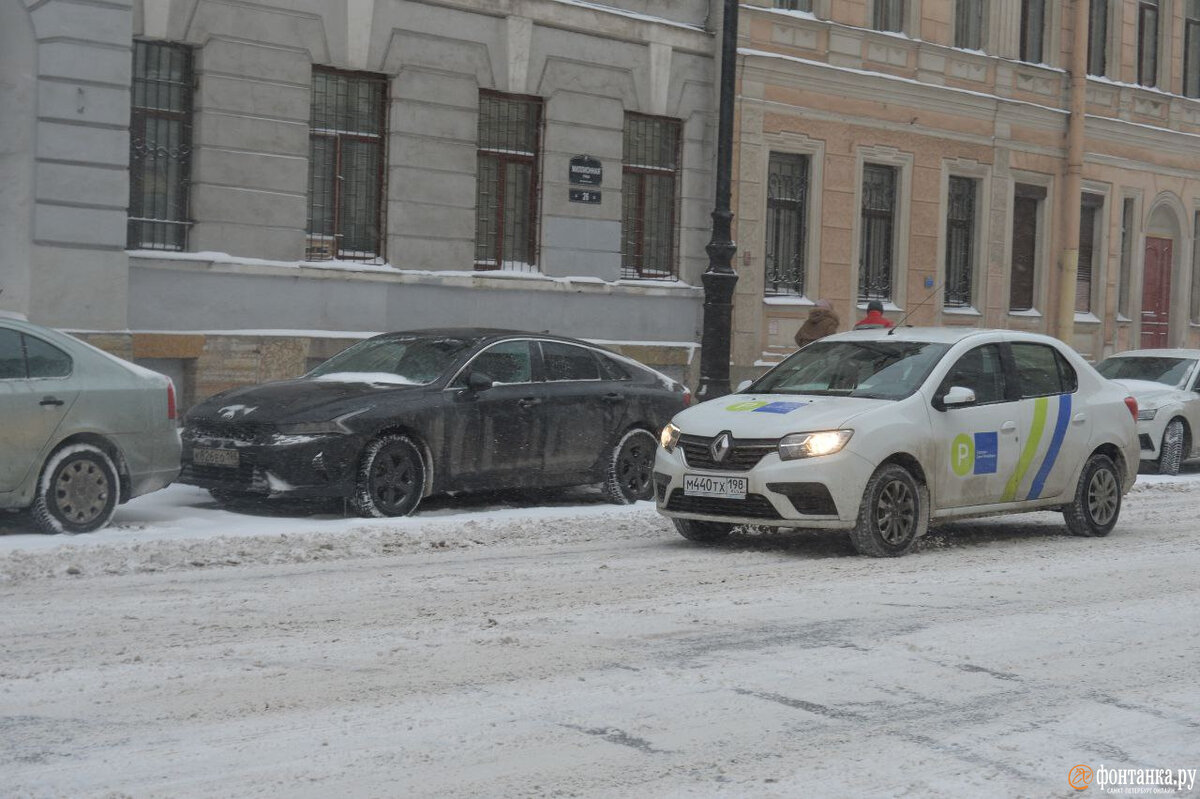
[695,0,740,402]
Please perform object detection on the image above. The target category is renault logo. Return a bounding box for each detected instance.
[709,432,733,463]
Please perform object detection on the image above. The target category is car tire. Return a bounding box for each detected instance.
[602,428,657,504]
[1063,453,1121,537]
[350,434,426,518]
[31,444,120,534]
[673,518,734,543]
[1156,418,1185,476]
[849,463,928,557]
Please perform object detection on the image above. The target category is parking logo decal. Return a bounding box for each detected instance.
[752,401,806,414]
[951,434,975,477]
[951,432,999,476]
[725,400,769,412]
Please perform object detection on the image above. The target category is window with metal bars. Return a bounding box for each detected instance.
[944,176,978,308]
[1020,0,1045,62]
[774,0,812,10]
[1009,183,1045,312]
[474,91,542,272]
[859,163,897,302]
[764,152,810,297]
[1138,0,1160,87]
[306,68,387,262]
[873,0,905,32]
[621,113,680,279]
[1076,193,1104,313]
[1187,1,1200,97]
[127,40,193,251]
[955,0,985,50]
[1088,0,1108,76]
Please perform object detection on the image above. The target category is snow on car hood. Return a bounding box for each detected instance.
[1110,378,1183,405]
[671,394,887,438]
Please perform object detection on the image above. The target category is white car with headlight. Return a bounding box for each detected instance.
[656,328,1140,556]
[1095,349,1200,475]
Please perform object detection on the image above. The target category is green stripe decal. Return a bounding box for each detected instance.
[1003,397,1048,501]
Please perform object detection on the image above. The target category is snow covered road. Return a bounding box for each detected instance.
[2,475,1199,797]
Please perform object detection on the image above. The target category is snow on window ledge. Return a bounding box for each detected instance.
[1074,311,1102,324]
[763,295,813,306]
[942,305,981,317]
[1008,308,1043,318]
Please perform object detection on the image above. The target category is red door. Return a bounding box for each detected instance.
[1141,237,1173,348]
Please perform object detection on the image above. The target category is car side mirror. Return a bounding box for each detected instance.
[466,371,494,392]
[735,379,753,393]
[939,385,976,410]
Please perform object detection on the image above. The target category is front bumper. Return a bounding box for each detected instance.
[179,427,362,497]
[653,443,875,530]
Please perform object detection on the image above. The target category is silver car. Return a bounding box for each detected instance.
[0,314,180,533]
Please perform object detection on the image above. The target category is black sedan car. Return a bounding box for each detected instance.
[179,329,689,516]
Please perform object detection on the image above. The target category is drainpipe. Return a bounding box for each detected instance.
[1056,0,1090,343]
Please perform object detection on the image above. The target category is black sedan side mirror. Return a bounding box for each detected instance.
[466,371,494,392]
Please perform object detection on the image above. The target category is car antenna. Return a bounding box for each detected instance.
[888,279,945,334]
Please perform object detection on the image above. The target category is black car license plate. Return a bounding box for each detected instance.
[193,447,239,468]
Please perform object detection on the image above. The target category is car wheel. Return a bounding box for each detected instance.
[849,463,928,557]
[31,445,120,534]
[350,435,426,518]
[1156,418,1185,476]
[602,428,657,504]
[1063,453,1121,537]
[673,518,734,543]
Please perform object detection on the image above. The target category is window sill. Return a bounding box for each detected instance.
[1008,308,1043,318]
[943,305,981,317]
[763,295,813,306]
[1074,312,1102,324]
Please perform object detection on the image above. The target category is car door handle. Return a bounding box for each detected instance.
[518,397,543,409]
[39,396,65,407]
[602,393,626,404]
[1000,421,1017,433]
[1072,412,1087,425]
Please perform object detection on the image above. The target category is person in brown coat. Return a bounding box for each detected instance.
[794,299,839,348]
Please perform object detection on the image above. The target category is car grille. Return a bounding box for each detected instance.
[679,434,777,472]
[180,459,269,493]
[665,491,782,520]
[185,420,274,445]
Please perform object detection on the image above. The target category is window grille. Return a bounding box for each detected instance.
[1009,183,1045,312]
[955,0,985,50]
[1076,193,1104,313]
[859,164,897,302]
[621,114,681,279]
[873,0,905,32]
[1138,0,1160,86]
[774,0,812,10]
[1187,1,1200,97]
[475,91,543,272]
[944,177,977,308]
[765,153,810,296]
[1118,198,1135,317]
[128,40,193,251]
[307,68,387,262]
[1020,0,1045,62]
[1088,0,1108,76]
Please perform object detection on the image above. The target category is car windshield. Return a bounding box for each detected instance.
[1096,356,1195,388]
[306,335,476,385]
[751,340,951,400]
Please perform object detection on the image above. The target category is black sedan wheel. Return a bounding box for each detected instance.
[32,445,120,534]
[351,435,426,518]
[603,428,657,504]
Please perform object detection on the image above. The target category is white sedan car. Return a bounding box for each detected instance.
[1095,349,1200,475]
[656,328,1139,557]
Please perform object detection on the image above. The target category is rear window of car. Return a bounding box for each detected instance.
[1010,343,1075,397]
[541,341,600,381]
[0,328,23,379]
[24,335,72,378]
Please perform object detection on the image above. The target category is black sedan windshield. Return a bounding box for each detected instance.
[307,335,475,385]
[1096,356,1195,388]
[752,340,950,399]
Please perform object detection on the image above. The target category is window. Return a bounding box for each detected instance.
[127,41,193,251]
[0,329,23,379]
[307,68,387,261]
[540,342,600,381]
[1138,0,1160,87]
[774,0,812,9]
[945,176,978,308]
[1191,211,1200,323]
[860,164,898,302]
[1187,1,1200,97]
[460,341,533,386]
[475,92,543,272]
[0,332,72,380]
[621,114,680,279]
[941,345,1006,405]
[873,0,905,31]
[955,0,986,50]
[1077,193,1104,313]
[765,153,810,296]
[1011,343,1076,397]
[1010,183,1045,312]
[1118,198,1135,318]
[1088,0,1108,76]
[1020,0,1045,63]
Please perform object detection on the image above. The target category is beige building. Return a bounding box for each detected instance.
[730,0,1200,381]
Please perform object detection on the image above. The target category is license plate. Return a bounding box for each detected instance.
[193,447,239,468]
[683,474,748,499]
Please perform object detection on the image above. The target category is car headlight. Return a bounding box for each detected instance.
[778,430,853,460]
[1137,407,1158,421]
[660,422,682,452]
[276,409,366,436]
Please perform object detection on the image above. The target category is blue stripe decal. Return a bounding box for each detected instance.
[1027,394,1072,500]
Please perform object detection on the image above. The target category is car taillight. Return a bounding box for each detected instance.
[167,380,177,421]
[1123,396,1138,422]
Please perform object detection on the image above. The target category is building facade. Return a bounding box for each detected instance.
[732,0,1200,382]
[0,0,717,407]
